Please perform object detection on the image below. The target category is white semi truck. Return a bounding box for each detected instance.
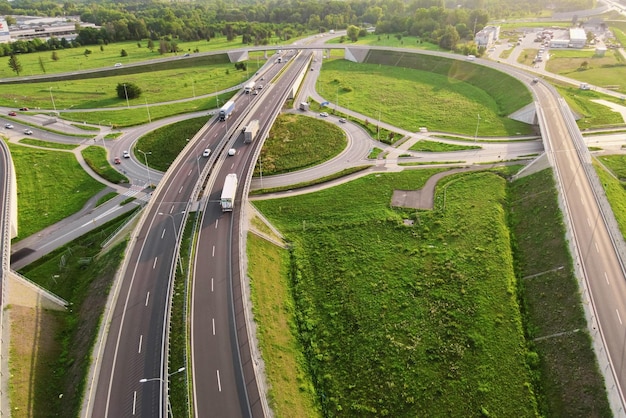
[220,173,238,212]
[244,81,256,93]
[219,100,235,121]
[243,120,260,144]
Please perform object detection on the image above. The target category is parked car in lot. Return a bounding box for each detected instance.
[8,111,16,116]
[4,123,13,129]
[19,107,29,111]
[319,112,329,117]
[113,157,121,164]
[122,150,130,158]
[202,148,211,157]
[24,129,33,135]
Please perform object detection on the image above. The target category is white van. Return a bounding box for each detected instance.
[466,55,476,61]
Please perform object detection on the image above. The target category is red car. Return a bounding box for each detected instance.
[8,111,16,116]
[113,157,121,165]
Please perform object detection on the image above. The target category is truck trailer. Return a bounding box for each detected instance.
[244,120,260,144]
[220,174,238,212]
[244,81,256,93]
[219,100,235,121]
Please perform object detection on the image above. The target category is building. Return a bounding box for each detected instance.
[569,28,587,48]
[0,15,96,44]
[0,18,10,43]
[474,25,500,47]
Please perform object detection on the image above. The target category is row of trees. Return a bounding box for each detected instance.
[0,0,595,57]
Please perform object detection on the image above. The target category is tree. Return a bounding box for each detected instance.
[147,39,154,51]
[346,25,360,42]
[38,56,46,74]
[438,25,460,50]
[120,49,128,57]
[116,82,142,100]
[84,49,92,57]
[8,54,22,76]
[51,51,59,61]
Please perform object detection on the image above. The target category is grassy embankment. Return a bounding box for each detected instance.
[253,168,538,416]
[316,52,533,137]
[509,169,611,417]
[596,155,626,236]
[12,211,137,417]
[409,140,480,152]
[0,36,287,79]
[6,140,105,241]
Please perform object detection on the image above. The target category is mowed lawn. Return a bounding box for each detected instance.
[546,49,626,93]
[316,59,533,136]
[259,114,347,176]
[253,169,537,416]
[7,140,105,241]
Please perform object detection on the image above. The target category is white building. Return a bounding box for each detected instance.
[569,28,587,48]
[0,18,10,44]
[474,25,500,47]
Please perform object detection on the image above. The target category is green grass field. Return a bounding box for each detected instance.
[317,51,530,136]
[556,86,625,128]
[6,140,106,241]
[0,36,285,79]
[326,32,444,51]
[253,168,537,416]
[409,139,480,152]
[546,49,626,93]
[81,146,128,184]
[1,60,254,111]
[133,116,209,171]
[596,156,626,238]
[258,114,347,176]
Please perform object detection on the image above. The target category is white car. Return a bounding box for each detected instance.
[228,148,236,156]
[24,129,33,135]
[4,123,13,129]
[114,63,123,67]
[319,112,329,117]
[202,148,211,157]
[122,150,130,158]
[338,118,346,123]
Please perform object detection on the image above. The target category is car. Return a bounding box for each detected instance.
[19,107,29,111]
[532,78,539,84]
[8,111,16,116]
[311,67,315,71]
[202,148,211,157]
[252,90,259,96]
[183,53,190,57]
[257,84,263,89]
[319,112,329,117]
[24,129,33,135]
[260,76,265,81]
[228,148,236,156]
[338,118,346,123]
[122,150,130,158]
[4,123,13,129]
[114,63,123,67]
[113,157,121,164]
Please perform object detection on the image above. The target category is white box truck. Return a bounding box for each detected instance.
[220,174,238,212]
[244,81,256,93]
[244,120,260,144]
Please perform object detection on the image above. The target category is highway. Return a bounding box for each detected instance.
[1,38,626,417]
[190,49,310,418]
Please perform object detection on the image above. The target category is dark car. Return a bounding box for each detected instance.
[19,107,29,111]
[8,111,17,116]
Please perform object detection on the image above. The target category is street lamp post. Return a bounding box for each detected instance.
[145,98,152,123]
[137,149,152,189]
[474,113,481,142]
[49,86,57,114]
[123,83,130,109]
[139,367,185,418]
[157,212,185,273]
